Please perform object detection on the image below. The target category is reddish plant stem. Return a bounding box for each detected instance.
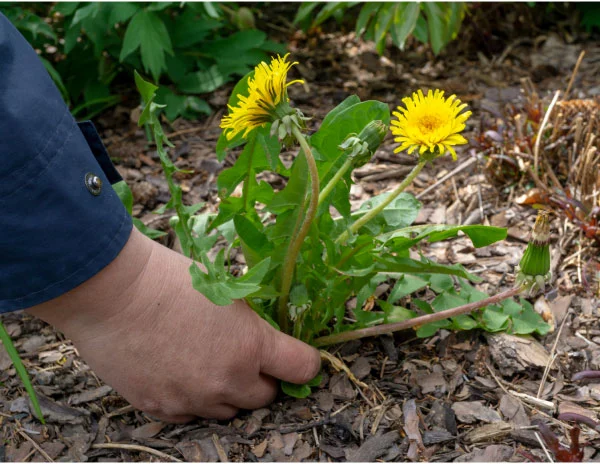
[312,286,524,347]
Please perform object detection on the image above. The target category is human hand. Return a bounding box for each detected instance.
[28,228,321,422]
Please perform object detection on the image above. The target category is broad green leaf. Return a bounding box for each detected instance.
[268,153,308,213]
[413,14,428,43]
[52,2,80,16]
[281,374,322,398]
[147,2,177,11]
[71,2,100,25]
[388,274,428,302]
[281,381,311,398]
[107,2,139,25]
[452,314,478,330]
[422,2,445,54]
[431,291,466,312]
[373,3,394,54]
[391,2,420,50]
[234,214,273,267]
[416,319,452,338]
[354,192,421,234]
[313,2,354,27]
[428,274,454,293]
[356,2,382,36]
[168,11,221,48]
[293,2,321,25]
[311,100,390,165]
[510,299,551,335]
[202,30,267,59]
[319,95,361,130]
[482,306,510,332]
[177,65,227,94]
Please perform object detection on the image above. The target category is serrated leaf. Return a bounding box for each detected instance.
[375,256,481,282]
[190,255,271,306]
[120,10,173,81]
[132,218,167,239]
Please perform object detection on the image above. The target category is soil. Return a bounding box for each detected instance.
[2,10,600,463]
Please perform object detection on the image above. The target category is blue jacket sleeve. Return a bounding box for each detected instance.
[0,14,133,313]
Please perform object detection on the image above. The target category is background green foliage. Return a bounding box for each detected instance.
[0,2,285,120]
[294,2,467,55]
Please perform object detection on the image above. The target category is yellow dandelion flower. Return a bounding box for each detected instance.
[220,53,304,140]
[390,89,472,160]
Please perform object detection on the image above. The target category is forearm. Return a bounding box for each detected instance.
[26,228,153,338]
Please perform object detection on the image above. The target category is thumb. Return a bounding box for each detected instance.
[259,322,321,385]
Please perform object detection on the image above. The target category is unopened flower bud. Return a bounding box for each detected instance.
[270,107,310,148]
[516,211,552,294]
[339,120,388,168]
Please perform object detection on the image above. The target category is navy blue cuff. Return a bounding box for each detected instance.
[0,13,133,313]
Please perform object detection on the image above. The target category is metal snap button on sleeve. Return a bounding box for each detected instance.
[85,172,102,196]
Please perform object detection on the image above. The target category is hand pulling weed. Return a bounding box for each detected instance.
[133,55,551,398]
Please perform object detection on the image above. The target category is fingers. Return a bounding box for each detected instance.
[150,413,196,424]
[260,324,321,385]
[202,404,239,420]
[230,374,278,410]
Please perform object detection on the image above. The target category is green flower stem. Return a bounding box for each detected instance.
[318,158,353,207]
[278,125,320,333]
[335,160,427,244]
[312,285,524,347]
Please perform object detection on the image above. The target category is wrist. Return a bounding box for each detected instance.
[26,227,155,340]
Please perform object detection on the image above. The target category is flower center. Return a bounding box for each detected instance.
[417,114,444,133]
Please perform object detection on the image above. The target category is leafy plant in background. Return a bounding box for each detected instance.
[294,2,467,55]
[0,2,285,120]
[132,54,550,397]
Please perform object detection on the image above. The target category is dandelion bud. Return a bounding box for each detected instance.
[516,211,552,294]
[339,120,388,168]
